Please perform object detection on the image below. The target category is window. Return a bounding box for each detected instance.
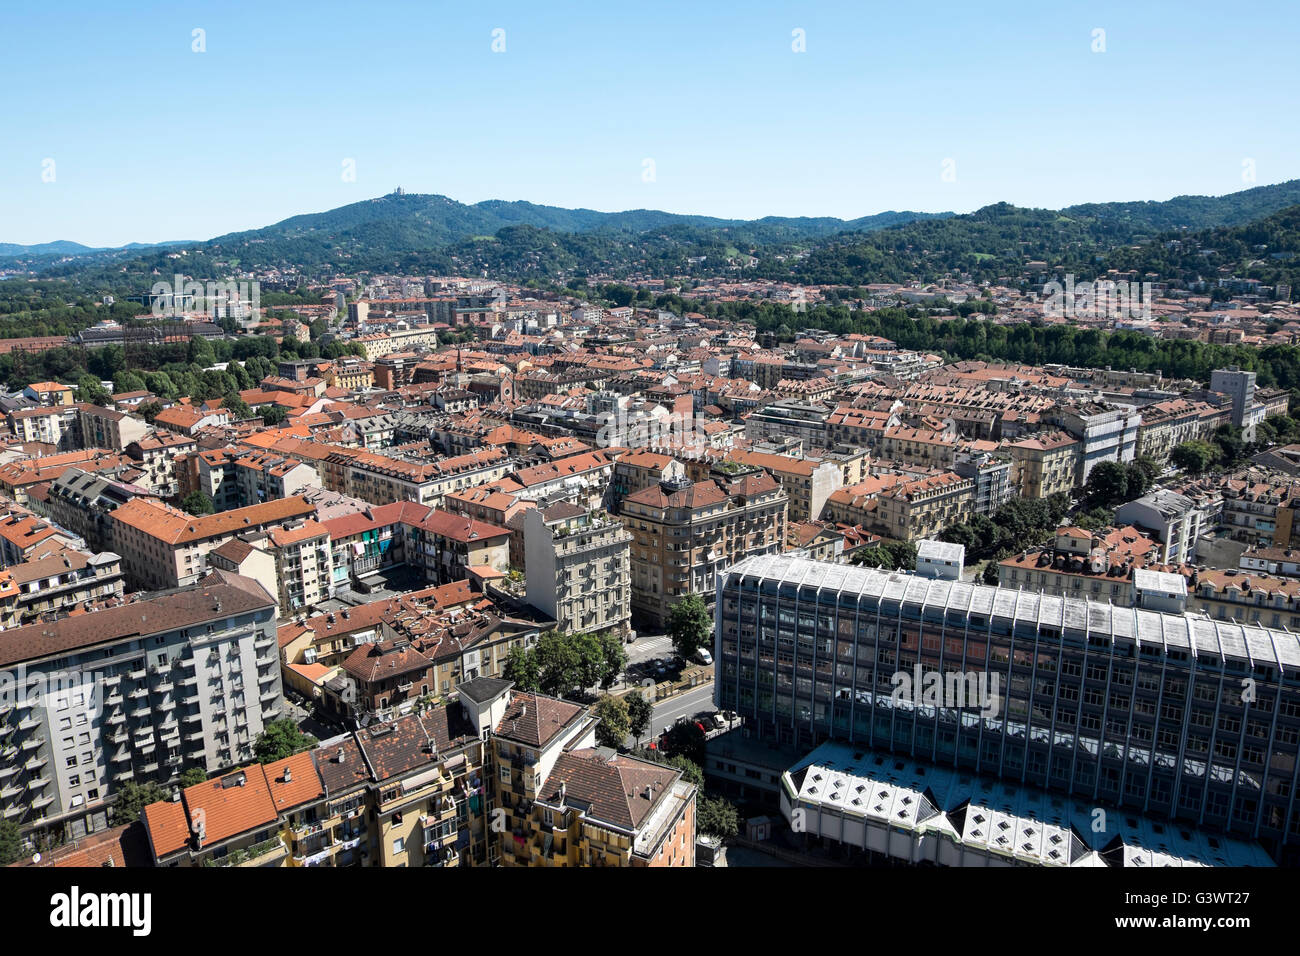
[392,837,405,855]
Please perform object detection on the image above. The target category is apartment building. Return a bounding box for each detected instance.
[1045,402,1141,485]
[524,505,632,636]
[125,432,197,497]
[519,748,696,867]
[870,472,974,542]
[743,400,834,449]
[45,468,159,555]
[77,403,148,452]
[0,511,80,567]
[1115,489,1208,565]
[620,473,787,630]
[825,406,902,449]
[1136,399,1205,466]
[263,520,333,614]
[1211,366,1265,438]
[716,554,1300,863]
[880,425,958,470]
[952,451,1013,517]
[0,449,130,505]
[403,507,512,586]
[998,525,1168,607]
[609,451,688,513]
[195,449,320,511]
[1004,430,1080,499]
[0,570,281,842]
[724,449,842,523]
[140,678,694,868]
[321,501,417,590]
[1218,479,1299,547]
[321,446,512,507]
[109,495,317,590]
[23,381,75,407]
[7,405,78,450]
[0,546,124,628]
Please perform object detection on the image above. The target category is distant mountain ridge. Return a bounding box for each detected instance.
[0,238,191,259]
[10,179,1300,286]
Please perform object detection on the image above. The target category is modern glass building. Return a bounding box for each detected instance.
[716,554,1300,863]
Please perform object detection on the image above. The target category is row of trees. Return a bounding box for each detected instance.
[502,630,627,698]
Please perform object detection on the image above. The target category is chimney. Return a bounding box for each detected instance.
[283,768,292,783]
[336,747,345,763]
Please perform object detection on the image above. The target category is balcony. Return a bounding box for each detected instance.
[210,836,289,868]
[17,715,40,732]
[20,736,44,752]
[23,755,46,772]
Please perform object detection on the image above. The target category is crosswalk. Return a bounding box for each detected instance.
[630,636,673,660]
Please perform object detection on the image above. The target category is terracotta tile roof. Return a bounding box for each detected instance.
[265,751,325,812]
[494,691,586,748]
[141,799,191,858]
[113,495,316,544]
[542,750,680,831]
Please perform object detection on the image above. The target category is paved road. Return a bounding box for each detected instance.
[625,681,716,748]
[627,633,674,665]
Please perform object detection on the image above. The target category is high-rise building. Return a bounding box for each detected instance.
[716,553,1300,863]
[0,571,281,842]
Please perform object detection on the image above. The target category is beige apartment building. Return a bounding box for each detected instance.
[1004,430,1080,499]
[879,425,958,470]
[77,403,149,452]
[724,449,843,522]
[524,505,633,636]
[619,473,787,629]
[1136,398,1205,466]
[321,447,512,508]
[109,495,317,590]
[870,471,974,541]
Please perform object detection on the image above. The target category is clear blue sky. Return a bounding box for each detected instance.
[2,0,1297,246]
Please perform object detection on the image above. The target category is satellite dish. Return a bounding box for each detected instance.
[32,852,41,864]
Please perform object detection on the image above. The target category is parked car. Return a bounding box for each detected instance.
[694,648,713,665]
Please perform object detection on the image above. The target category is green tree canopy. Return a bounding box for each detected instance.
[669,594,713,660]
[624,690,653,745]
[503,644,540,692]
[698,795,739,839]
[593,696,631,749]
[181,490,215,516]
[254,718,318,764]
[111,781,170,826]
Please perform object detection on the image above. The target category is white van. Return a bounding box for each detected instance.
[694,648,713,665]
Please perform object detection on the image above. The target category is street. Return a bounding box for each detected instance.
[625,680,716,748]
